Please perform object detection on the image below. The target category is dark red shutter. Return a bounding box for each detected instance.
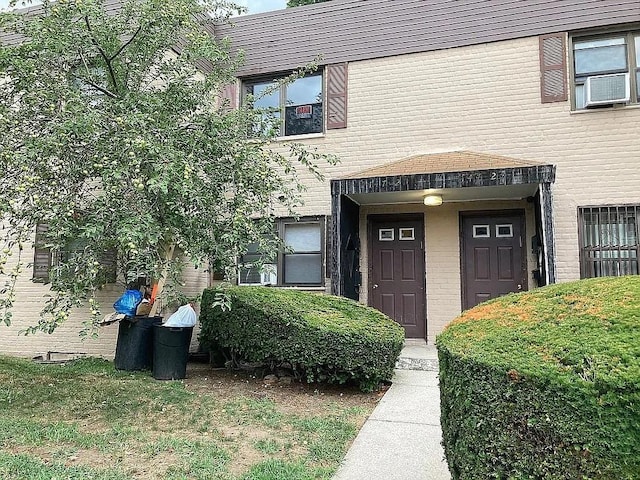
[33,223,52,282]
[221,81,238,110]
[99,248,118,284]
[539,33,568,103]
[326,63,348,129]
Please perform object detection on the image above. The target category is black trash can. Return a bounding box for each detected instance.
[114,316,163,371]
[152,325,194,380]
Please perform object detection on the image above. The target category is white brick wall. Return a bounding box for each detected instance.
[0,238,209,359]
[4,34,640,355]
[271,35,640,339]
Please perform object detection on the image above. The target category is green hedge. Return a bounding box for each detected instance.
[437,276,640,480]
[199,286,405,392]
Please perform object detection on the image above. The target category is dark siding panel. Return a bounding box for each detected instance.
[326,63,348,130]
[1,0,126,46]
[99,248,118,284]
[539,33,568,103]
[220,81,238,110]
[216,0,640,77]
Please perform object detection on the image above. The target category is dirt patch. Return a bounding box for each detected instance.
[183,363,382,416]
[2,361,381,479]
[8,444,180,479]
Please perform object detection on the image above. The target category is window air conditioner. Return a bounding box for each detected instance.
[260,265,277,285]
[584,73,629,107]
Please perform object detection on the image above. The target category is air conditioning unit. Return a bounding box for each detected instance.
[585,73,629,107]
[260,266,277,286]
[238,264,277,286]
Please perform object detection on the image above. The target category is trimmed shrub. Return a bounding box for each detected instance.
[199,286,405,392]
[437,277,640,480]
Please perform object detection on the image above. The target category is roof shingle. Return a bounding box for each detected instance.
[342,151,544,179]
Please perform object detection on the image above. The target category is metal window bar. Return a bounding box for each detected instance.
[579,205,640,278]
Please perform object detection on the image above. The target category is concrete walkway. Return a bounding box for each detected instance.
[334,341,451,480]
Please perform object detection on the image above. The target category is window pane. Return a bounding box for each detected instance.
[239,266,262,284]
[583,210,637,247]
[239,263,276,284]
[574,43,627,75]
[286,75,322,106]
[284,254,322,284]
[284,223,320,252]
[249,82,281,136]
[283,75,323,136]
[575,83,586,109]
[636,36,640,65]
[637,71,640,98]
[284,103,323,136]
[251,81,280,109]
[574,38,625,50]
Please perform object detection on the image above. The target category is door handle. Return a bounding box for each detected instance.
[373,284,379,289]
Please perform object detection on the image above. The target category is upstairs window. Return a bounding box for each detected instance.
[238,217,325,287]
[578,206,639,278]
[572,33,640,109]
[244,73,323,137]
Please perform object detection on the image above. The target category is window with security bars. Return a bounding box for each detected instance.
[578,206,639,278]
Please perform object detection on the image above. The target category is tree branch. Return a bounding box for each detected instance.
[110,24,142,61]
[84,15,119,96]
[78,52,118,98]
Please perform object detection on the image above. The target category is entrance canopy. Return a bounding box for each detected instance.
[336,151,555,204]
[329,151,557,298]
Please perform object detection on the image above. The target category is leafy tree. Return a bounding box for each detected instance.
[0,0,336,335]
[287,0,329,7]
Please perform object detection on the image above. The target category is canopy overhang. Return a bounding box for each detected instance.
[329,151,557,298]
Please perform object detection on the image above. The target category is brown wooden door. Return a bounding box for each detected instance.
[369,216,426,338]
[461,212,527,310]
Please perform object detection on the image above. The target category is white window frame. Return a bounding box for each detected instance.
[238,216,325,287]
[379,228,394,241]
[472,225,490,238]
[571,31,640,110]
[243,71,324,138]
[399,227,415,241]
[495,224,514,238]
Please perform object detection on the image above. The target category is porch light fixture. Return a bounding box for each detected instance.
[423,194,443,206]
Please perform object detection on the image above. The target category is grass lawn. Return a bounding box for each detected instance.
[0,356,380,479]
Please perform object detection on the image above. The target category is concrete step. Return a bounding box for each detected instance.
[395,341,439,372]
[395,356,439,372]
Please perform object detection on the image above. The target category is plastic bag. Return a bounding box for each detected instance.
[113,289,143,317]
[163,304,197,328]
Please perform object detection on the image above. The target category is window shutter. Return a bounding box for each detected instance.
[66,240,117,284]
[33,223,52,282]
[99,248,118,284]
[326,63,348,129]
[220,81,238,110]
[325,215,332,278]
[539,33,568,103]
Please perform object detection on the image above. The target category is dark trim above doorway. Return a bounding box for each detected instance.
[331,165,556,196]
[330,164,557,297]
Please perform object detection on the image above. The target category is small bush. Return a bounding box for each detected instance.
[199,286,404,392]
[437,276,640,479]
